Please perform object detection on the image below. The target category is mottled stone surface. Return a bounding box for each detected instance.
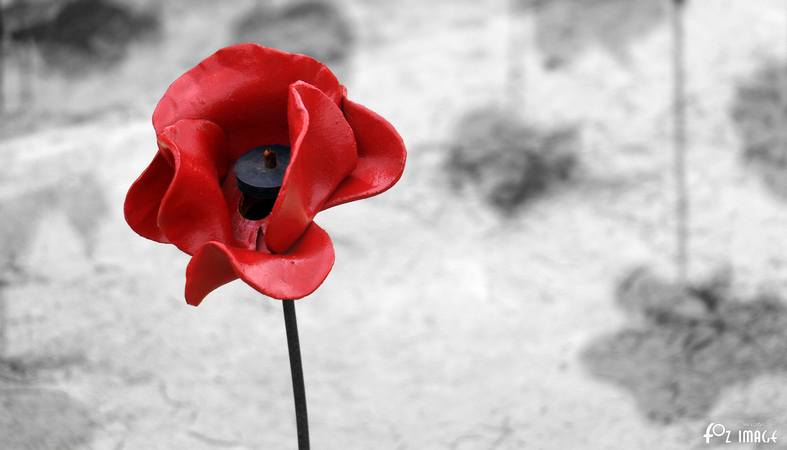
[0,0,786,449]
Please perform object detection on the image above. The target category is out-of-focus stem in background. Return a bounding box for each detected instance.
[780,0,787,168]
[507,0,526,116]
[18,0,33,109]
[0,0,5,115]
[671,0,689,284]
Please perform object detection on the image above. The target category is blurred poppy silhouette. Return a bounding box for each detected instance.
[5,0,159,75]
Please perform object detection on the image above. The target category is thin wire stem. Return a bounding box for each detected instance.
[0,0,5,114]
[282,300,309,450]
[0,282,6,358]
[671,0,689,284]
[780,0,787,162]
[255,229,309,450]
[19,1,33,109]
[506,0,525,115]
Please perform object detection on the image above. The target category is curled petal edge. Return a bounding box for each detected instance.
[185,223,336,305]
[156,120,233,254]
[153,43,343,160]
[322,97,407,209]
[125,119,233,255]
[124,151,172,244]
[264,81,358,254]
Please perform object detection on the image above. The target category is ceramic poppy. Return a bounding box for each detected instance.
[124,43,406,304]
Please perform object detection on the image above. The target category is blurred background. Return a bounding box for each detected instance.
[1,0,787,448]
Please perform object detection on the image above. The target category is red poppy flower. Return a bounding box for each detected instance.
[124,43,406,304]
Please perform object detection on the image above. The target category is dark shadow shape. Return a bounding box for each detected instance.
[0,352,87,384]
[446,105,578,215]
[6,0,160,75]
[731,60,787,199]
[582,267,787,424]
[526,0,667,69]
[1,1,60,38]
[232,1,354,68]
[0,387,94,449]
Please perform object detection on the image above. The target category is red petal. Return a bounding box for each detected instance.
[185,223,335,304]
[152,44,343,161]
[263,81,358,254]
[125,119,234,255]
[323,97,407,209]
[125,151,172,243]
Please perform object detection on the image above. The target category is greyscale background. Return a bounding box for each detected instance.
[1,0,787,448]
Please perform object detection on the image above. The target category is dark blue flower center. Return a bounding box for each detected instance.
[236,145,291,220]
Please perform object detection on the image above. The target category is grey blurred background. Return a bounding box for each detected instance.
[1,0,787,448]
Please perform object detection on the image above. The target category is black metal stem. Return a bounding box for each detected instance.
[282,300,309,450]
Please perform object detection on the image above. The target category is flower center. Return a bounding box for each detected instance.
[236,145,291,220]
